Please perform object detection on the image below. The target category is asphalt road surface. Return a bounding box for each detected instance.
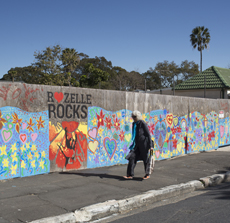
[102,182,230,223]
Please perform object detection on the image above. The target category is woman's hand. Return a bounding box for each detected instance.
[150,147,154,151]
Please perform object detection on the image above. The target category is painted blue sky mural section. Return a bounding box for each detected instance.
[0,107,50,180]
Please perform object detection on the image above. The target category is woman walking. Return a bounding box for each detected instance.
[124,110,153,180]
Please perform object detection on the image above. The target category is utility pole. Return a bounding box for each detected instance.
[204,75,206,98]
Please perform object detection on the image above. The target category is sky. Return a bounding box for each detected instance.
[0,0,230,78]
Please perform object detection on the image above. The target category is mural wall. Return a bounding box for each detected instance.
[0,82,230,181]
[0,107,50,180]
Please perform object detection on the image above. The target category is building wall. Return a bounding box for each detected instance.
[0,82,229,180]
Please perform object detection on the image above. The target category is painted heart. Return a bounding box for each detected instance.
[7,122,13,130]
[88,140,99,154]
[88,127,97,139]
[22,122,27,130]
[1,128,13,143]
[6,114,11,120]
[225,126,228,135]
[54,92,64,103]
[155,150,160,159]
[173,116,179,127]
[220,125,224,138]
[166,114,173,126]
[20,133,27,144]
[125,133,131,142]
[31,133,38,142]
[103,137,117,160]
[177,141,183,153]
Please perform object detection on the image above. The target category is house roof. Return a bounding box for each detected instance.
[175,66,230,90]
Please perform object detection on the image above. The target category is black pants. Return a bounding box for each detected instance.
[127,150,148,177]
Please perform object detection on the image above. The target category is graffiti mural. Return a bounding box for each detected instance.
[87,107,133,168]
[49,121,87,170]
[0,107,50,180]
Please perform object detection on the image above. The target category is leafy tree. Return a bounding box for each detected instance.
[61,48,80,86]
[154,61,180,88]
[190,26,210,73]
[79,63,109,88]
[142,68,161,90]
[180,60,199,81]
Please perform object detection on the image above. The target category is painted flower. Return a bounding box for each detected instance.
[96,110,105,128]
[105,117,112,130]
[11,143,17,152]
[0,111,7,130]
[36,116,45,130]
[92,117,97,126]
[0,145,7,156]
[12,112,22,133]
[26,118,34,132]
[41,151,46,158]
[21,160,26,169]
[113,117,120,131]
[31,160,36,168]
[39,160,45,169]
[148,123,155,135]
[173,139,178,149]
[10,164,17,175]
[2,158,9,167]
[119,130,125,141]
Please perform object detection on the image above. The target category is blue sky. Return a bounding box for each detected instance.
[1,0,230,78]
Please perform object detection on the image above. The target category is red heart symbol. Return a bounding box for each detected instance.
[20,133,27,144]
[54,92,64,103]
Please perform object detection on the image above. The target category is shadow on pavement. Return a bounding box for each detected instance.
[59,171,143,181]
[216,166,230,174]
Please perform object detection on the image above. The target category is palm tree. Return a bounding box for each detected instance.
[190,26,210,73]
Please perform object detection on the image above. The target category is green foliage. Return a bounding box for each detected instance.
[190,26,210,73]
[2,45,199,91]
[80,63,109,88]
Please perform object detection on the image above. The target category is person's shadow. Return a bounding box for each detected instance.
[59,171,143,181]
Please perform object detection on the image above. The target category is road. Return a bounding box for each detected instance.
[100,182,230,223]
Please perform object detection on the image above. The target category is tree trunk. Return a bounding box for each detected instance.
[200,50,202,73]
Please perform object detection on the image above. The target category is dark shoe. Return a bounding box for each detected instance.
[143,175,150,180]
[123,176,133,179]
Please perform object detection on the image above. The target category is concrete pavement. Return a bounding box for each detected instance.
[1,147,230,223]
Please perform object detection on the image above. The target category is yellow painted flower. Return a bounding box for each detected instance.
[121,119,124,125]
[11,164,17,175]
[11,143,17,152]
[21,160,26,169]
[34,152,39,158]
[41,151,46,158]
[31,144,37,151]
[142,114,147,120]
[2,158,9,167]
[154,116,158,122]
[117,112,121,117]
[20,145,26,152]
[92,117,97,126]
[39,160,45,169]
[11,152,17,162]
[125,116,129,122]
[31,160,36,168]
[27,152,33,160]
[98,128,104,136]
[0,145,7,156]
[26,142,30,149]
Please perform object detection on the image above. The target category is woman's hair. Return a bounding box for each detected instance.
[131,110,142,121]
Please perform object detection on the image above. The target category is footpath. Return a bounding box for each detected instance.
[1,147,230,223]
